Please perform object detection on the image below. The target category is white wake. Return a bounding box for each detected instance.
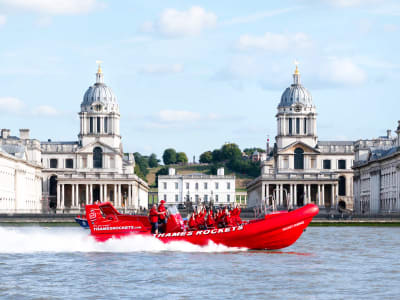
[0,227,247,253]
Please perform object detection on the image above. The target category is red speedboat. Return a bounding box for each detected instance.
[85,202,319,250]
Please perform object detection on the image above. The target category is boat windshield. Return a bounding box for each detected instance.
[167,205,179,215]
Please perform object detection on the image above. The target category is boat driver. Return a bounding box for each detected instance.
[158,200,168,233]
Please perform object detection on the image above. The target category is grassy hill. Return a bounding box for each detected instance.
[146,164,255,189]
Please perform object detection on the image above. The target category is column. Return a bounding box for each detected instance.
[322,184,325,206]
[290,184,293,207]
[307,184,311,204]
[61,184,65,209]
[266,184,270,206]
[114,184,117,204]
[100,184,103,202]
[294,184,297,206]
[90,184,93,203]
[75,184,79,208]
[72,184,75,208]
[104,184,108,202]
[85,184,89,205]
[128,184,132,208]
[118,184,122,207]
[317,185,321,206]
[335,183,339,207]
[331,184,335,209]
[280,184,283,206]
[57,184,61,209]
[261,183,266,207]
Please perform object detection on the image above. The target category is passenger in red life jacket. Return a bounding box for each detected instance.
[224,209,234,227]
[188,213,197,231]
[149,204,160,234]
[235,204,242,225]
[158,200,168,233]
[198,208,206,230]
[216,209,223,228]
[206,209,215,228]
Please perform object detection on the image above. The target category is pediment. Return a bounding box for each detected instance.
[77,141,119,154]
[278,141,320,155]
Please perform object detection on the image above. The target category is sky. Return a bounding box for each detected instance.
[0,0,399,162]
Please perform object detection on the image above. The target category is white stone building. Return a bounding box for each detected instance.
[353,123,400,214]
[41,65,148,212]
[158,167,235,207]
[0,129,42,213]
[247,66,355,211]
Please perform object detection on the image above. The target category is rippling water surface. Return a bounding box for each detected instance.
[0,226,399,300]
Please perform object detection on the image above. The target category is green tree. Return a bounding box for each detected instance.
[212,149,223,162]
[155,166,169,187]
[176,152,188,164]
[221,143,242,161]
[133,152,149,181]
[243,147,266,156]
[162,148,177,165]
[199,151,212,163]
[148,153,159,168]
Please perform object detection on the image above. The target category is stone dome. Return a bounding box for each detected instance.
[81,65,119,113]
[278,66,313,108]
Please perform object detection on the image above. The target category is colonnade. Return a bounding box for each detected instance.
[261,182,338,208]
[56,182,137,210]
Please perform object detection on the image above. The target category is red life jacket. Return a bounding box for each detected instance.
[206,213,215,227]
[189,217,197,229]
[158,204,166,220]
[149,208,158,223]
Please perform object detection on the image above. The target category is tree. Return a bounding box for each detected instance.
[221,143,242,161]
[148,153,159,168]
[176,152,188,164]
[162,148,177,165]
[212,149,223,162]
[133,152,149,181]
[243,147,266,156]
[199,151,212,163]
[155,167,169,187]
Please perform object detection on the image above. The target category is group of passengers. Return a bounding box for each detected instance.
[148,200,168,234]
[188,204,242,231]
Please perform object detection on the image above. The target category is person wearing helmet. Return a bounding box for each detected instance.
[158,200,168,233]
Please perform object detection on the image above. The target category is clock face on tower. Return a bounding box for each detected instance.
[294,104,302,112]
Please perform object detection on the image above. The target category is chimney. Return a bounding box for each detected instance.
[168,168,176,176]
[1,129,10,139]
[266,138,270,155]
[19,129,30,140]
[387,129,392,139]
[217,167,225,176]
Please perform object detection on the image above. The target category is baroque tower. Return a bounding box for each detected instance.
[275,64,317,149]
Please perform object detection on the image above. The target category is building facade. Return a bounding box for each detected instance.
[158,167,235,207]
[247,66,355,211]
[41,65,148,212]
[353,123,400,214]
[0,129,42,213]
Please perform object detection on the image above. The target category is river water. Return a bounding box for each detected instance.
[0,226,399,300]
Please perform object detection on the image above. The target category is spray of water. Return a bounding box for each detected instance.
[0,227,247,254]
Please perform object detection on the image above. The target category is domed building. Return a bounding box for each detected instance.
[247,65,356,213]
[40,64,149,212]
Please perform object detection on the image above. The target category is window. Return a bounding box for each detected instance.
[175,195,178,202]
[304,118,307,134]
[195,195,199,203]
[204,182,208,189]
[296,118,300,134]
[97,117,101,133]
[204,195,208,202]
[227,182,231,189]
[215,182,219,189]
[311,158,316,169]
[215,195,219,202]
[227,195,230,202]
[339,176,346,196]
[294,148,304,170]
[104,117,108,133]
[163,182,167,189]
[90,117,93,133]
[175,182,178,189]
[50,159,58,168]
[289,118,292,135]
[186,182,189,189]
[164,194,167,201]
[323,160,331,169]
[338,160,346,170]
[195,183,199,190]
[65,159,73,169]
[93,147,103,168]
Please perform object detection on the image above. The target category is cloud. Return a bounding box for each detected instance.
[143,110,220,129]
[36,16,52,27]
[238,32,312,52]
[322,0,383,7]
[0,0,101,15]
[32,105,59,116]
[143,6,217,37]
[0,97,25,113]
[140,64,184,75]
[0,15,6,27]
[222,7,299,25]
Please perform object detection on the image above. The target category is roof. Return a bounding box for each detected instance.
[318,141,354,146]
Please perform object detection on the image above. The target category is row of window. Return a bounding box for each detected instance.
[89,117,109,134]
[163,182,231,190]
[288,118,307,135]
[293,148,349,170]
[163,194,231,203]
[49,147,103,169]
